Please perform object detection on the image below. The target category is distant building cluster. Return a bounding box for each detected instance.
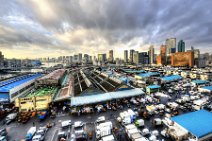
[0,51,41,69]
[156,38,212,68]
[1,37,212,68]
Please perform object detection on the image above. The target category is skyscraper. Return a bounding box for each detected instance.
[0,51,4,67]
[79,53,82,63]
[124,50,128,63]
[133,51,139,64]
[165,38,176,55]
[108,50,114,62]
[130,49,134,63]
[178,40,185,52]
[148,45,155,65]
[98,54,107,62]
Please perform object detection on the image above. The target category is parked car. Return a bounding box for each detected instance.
[61,120,72,128]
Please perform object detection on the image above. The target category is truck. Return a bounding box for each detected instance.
[135,119,144,127]
[127,128,139,139]
[5,113,17,125]
[101,135,115,141]
[74,121,87,140]
[25,127,36,141]
[0,128,7,141]
[96,121,113,140]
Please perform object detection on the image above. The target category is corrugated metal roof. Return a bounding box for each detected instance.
[0,74,42,93]
[71,88,144,106]
[161,75,182,82]
[171,110,212,138]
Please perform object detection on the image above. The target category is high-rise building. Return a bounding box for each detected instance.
[0,51,4,67]
[79,53,82,63]
[98,54,107,62]
[148,45,155,65]
[178,40,185,52]
[108,50,114,62]
[130,49,134,63]
[157,45,167,66]
[187,46,200,67]
[166,38,176,55]
[133,51,139,64]
[124,50,128,63]
[139,52,149,65]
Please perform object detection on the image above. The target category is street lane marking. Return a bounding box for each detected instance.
[51,128,58,141]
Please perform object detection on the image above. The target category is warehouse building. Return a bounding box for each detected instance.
[0,74,42,103]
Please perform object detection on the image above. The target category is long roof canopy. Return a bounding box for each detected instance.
[71,88,144,106]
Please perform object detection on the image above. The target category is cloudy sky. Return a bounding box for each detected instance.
[0,0,212,59]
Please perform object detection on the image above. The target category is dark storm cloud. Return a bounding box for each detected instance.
[0,0,212,57]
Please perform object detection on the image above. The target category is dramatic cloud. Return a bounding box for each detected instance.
[0,0,212,58]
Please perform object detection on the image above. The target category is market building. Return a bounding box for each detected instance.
[0,74,42,103]
[170,110,212,141]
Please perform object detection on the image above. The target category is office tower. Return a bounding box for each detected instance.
[108,50,114,62]
[133,51,139,64]
[149,45,155,64]
[178,40,185,52]
[156,45,167,66]
[138,52,148,65]
[0,51,4,67]
[124,50,128,63]
[130,49,134,63]
[187,46,200,67]
[165,38,176,55]
[98,54,107,62]
[78,53,82,63]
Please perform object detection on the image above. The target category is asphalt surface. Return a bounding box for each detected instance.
[1,90,210,141]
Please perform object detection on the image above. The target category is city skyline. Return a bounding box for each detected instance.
[0,0,212,59]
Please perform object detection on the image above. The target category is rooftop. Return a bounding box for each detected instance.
[171,110,212,138]
[192,80,209,85]
[0,74,42,93]
[147,85,161,89]
[136,72,160,78]
[202,85,212,91]
[161,75,182,82]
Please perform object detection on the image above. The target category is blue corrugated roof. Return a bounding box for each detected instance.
[161,75,182,82]
[171,110,212,138]
[137,72,160,78]
[202,85,212,91]
[124,70,146,73]
[0,74,42,93]
[147,85,161,89]
[192,80,209,85]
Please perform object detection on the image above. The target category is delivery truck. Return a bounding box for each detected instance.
[25,127,36,141]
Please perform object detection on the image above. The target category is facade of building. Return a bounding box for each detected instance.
[79,53,82,63]
[124,50,128,63]
[171,51,194,67]
[108,50,114,62]
[139,52,149,65]
[178,40,185,52]
[149,45,155,65]
[166,38,176,56]
[156,45,167,66]
[98,54,107,62]
[187,47,200,67]
[0,51,4,67]
[133,51,139,64]
[130,49,134,63]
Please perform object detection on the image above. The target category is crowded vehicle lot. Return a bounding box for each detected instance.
[0,67,212,141]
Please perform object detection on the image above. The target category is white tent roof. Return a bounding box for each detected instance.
[71,88,144,106]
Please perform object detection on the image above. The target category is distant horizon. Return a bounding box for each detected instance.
[1,0,212,59]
